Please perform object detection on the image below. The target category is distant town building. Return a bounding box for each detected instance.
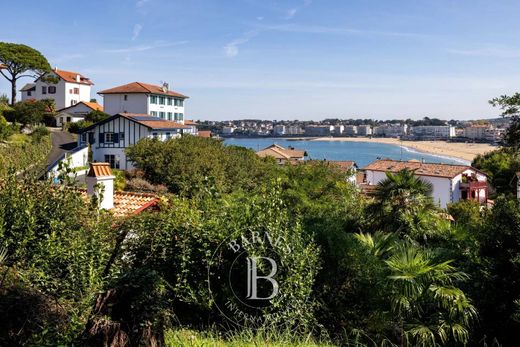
[374,124,408,137]
[344,125,358,136]
[256,144,307,164]
[357,125,373,136]
[463,124,504,142]
[305,125,334,136]
[285,125,304,135]
[361,159,488,208]
[410,125,455,139]
[273,125,286,136]
[20,67,93,110]
[98,82,188,123]
[333,125,344,135]
[222,126,236,135]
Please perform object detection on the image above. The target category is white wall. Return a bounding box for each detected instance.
[47,146,89,177]
[103,93,149,115]
[28,72,92,110]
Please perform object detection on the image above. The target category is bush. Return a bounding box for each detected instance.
[68,120,93,134]
[30,125,50,143]
[0,115,13,141]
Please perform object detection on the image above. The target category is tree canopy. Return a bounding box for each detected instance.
[0,42,51,104]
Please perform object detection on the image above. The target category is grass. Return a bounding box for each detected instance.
[165,329,335,347]
[6,132,30,144]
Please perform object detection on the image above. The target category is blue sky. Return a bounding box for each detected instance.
[1,0,520,120]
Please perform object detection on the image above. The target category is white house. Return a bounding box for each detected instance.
[256,144,307,164]
[361,159,488,208]
[410,126,456,140]
[98,82,188,123]
[55,101,104,126]
[357,125,373,136]
[78,113,194,170]
[20,68,93,110]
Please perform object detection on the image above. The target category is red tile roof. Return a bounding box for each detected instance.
[197,130,212,138]
[120,113,191,129]
[98,82,188,98]
[87,163,114,177]
[52,68,93,85]
[78,189,158,218]
[58,101,103,113]
[362,159,483,179]
[0,63,6,69]
[256,144,307,160]
[184,120,197,125]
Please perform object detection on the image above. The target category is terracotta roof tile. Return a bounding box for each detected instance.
[52,69,93,85]
[78,189,158,218]
[198,130,212,138]
[256,144,307,160]
[120,113,191,129]
[98,82,188,98]
[87,163,113,177]
[362,159,482,179]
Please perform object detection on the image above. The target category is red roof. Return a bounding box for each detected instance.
[362,159,484,179]
[78,189,158,218]
[57,101,103,113]
[98,82,188,98]
[198,130,212,138]
[87,163,113,177]
[120,113,191,130]
[50,68,93,85]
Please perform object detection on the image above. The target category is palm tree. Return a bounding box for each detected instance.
[369,169,437,237]
[385,243,477,346]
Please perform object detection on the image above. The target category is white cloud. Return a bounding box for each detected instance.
[103,41,188,54]
[132,24,143,40]
[224,31,258,58]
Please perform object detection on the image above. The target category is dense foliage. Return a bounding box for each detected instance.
[1,134,520,345]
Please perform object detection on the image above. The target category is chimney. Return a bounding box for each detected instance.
[54,66,58,72]
[76,74,81,82]
[86,163,115,210]
[162,82,169,92]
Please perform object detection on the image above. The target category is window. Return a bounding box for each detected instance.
[124,94,128,101]
[178,99,183,107]
[66,117,71,122]
[71,100,77,106]
[167,112,172,120]
[69,89,73,94]
[150,95,158,104]
[81,133,87,143]
[119,132,125,141]
[74,88,79,94]
[151,111,158,116]
[48,86,56,94]
[167,97,173,105]
[27,91,32,96]
[159,96,165,105]
[166,132,171,139]
[159,111,165,118]
[104,154,120,169]
[178,113,184,121]
[174,113,178,121]
[42,86,47,94]
[152,132,159,139]
[104,132,115,143]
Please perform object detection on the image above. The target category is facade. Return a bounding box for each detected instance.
[286,125,304,135]
[463,125,504,142]
[410,125,456,139]
[78,113,194,170]
[222,126,236,135]
[304,125,334,136]
[20,68,93,110]
[98,82,188,124]
[357,125,373,136]
[333,125,344,135]
[361,159,488,208]
[344,125,358,136]
[273,125,286,136]
[256,144,307,164]
[55,101,103,126]
[374,124,408,137]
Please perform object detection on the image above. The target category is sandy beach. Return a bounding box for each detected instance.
[310,137,496,162]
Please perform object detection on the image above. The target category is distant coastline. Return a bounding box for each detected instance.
[307,137,496,162]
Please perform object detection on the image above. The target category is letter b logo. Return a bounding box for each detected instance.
[246,257,279,300]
